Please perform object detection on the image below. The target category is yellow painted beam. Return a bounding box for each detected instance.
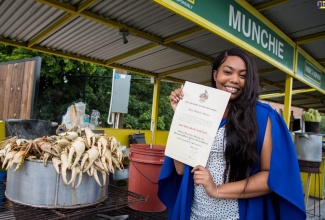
[163,77,186,84]
[255,0,289,11]
[295,31,325,45]
[150,78,161,145]
[259,88,316,99]
[109,63,157,77]
[260,85,313,95]
[77,0,97,12]
[283,75,293,126]
[36,0,75,11]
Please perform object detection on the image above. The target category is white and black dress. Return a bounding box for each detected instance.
[190,127,239,220]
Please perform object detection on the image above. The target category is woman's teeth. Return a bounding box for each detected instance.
[226,87,237,92]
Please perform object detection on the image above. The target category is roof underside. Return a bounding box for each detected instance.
[0,0,324,112]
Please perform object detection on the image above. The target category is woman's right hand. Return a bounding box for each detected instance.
[169,87,183,112]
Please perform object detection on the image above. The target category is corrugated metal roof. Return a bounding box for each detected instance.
[0,0,324,111]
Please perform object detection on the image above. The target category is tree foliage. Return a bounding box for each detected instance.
[0,44,179,130]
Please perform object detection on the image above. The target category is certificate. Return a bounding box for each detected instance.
[165,81,230,167]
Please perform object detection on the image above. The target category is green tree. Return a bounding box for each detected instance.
[0,44,180,130]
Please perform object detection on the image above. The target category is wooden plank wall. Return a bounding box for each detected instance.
[0,59,38,120]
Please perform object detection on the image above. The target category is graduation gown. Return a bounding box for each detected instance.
[158,101,306,220]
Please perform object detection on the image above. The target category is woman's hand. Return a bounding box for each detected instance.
[192,165,217,198]
[169,86,183,111]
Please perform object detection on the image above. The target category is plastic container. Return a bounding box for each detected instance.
[84,114,90,123]
[75,102,86,126]
[128,144,166,212]
[112,166,129,190]
[75,102,86,115]
[90,110,100,130]
[0,171,7,206]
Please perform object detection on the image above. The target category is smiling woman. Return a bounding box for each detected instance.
[158,47,306,220]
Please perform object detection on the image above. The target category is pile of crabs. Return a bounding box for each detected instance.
[0,125,124,188]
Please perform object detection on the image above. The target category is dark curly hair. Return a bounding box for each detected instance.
[210,48,260,183]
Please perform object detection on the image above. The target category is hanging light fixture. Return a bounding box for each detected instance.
[119,29,129,44]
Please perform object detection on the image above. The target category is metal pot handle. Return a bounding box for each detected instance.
[299,133,309,140]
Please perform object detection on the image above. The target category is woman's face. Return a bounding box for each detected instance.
[213,55,247,100]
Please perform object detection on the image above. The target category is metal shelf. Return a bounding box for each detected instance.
[0,184,147,220]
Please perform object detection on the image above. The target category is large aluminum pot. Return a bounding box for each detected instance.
[294,132,323,162]
[5,158,108,208]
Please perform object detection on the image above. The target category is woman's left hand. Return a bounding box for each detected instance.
[192,165,217,198]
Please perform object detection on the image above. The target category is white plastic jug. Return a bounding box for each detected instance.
[74,102,86,126]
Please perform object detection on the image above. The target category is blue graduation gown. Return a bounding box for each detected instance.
[158,101,306,220]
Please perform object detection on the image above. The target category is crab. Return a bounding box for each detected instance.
[0,136,18,151]
[52,156,61,174]
[114,148,124,162]
[101,149,113,173]
[80,147,100,172]
[33,137,60,157]
[58,131,79,141]
[97,135,108,156]
[53,138,71,150]
[60,149,70,185]
[9,150,26,172]
[112,155,124,172]
[2,150,17,170]
[42,152,52,166]
[93,158,106,172]
[93,168,107,187]
[67,164,83,189]
[109,136,118,152]
[67,137,86,169]
[84,127,99,148]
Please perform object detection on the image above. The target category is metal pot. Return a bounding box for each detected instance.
[5,158,108,209]
[294,132,323,162]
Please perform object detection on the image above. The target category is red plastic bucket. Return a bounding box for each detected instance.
[128,144,166,212]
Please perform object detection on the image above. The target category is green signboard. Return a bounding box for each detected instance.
[158,0,295,72]
[296,52,325,90]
